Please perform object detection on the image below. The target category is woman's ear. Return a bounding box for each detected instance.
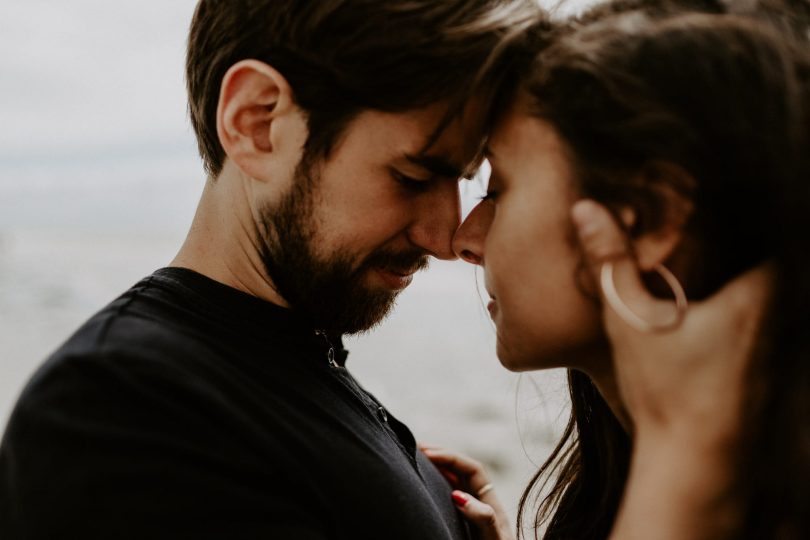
[627,161,696,272]
[215,59,306,181]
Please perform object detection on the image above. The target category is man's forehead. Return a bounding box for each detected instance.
[430,98,490,178]
[412,114,488,179]
[346,106,486,178]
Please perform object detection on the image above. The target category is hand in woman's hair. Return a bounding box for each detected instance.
[571,198,774,539]
[571,197,773,440]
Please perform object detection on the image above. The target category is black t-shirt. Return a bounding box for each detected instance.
[0,268,470,539]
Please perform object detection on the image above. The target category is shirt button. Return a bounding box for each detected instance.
[377,406,388,423]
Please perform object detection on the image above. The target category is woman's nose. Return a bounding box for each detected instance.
[452,200,494,265]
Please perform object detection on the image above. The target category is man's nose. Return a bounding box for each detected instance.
[452,200,493,265]
[407,179,462,260]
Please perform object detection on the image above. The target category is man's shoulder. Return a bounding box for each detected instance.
[6,276,325,450]
[9,312,221,441]
[0,312,327,538]
[1,289,307,484]
[24,292,207,395]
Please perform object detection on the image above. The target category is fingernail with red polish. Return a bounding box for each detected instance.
[452,491,469,507]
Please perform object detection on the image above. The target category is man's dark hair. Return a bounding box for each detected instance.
[186,0,542,177]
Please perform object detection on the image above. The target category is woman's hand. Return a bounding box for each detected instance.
[571,199,773,539]
[571,198,772,443]
[420,444,515,540]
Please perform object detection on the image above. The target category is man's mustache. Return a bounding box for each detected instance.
[363,249,430,276]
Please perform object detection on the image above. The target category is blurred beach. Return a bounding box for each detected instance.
[0,0,589,524]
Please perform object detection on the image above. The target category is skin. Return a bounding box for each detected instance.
[454,100,604,370]
[166,57,767,539]
[434,200,770,539]
[172,60,481,325]
[575,202,772,540]
[437,99,771,539]
[452,96,627,420]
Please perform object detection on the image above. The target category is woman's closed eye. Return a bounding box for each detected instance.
[477,190,499,202]
[479,171,503,202]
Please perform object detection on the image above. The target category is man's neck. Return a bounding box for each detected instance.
[170,172,288,308]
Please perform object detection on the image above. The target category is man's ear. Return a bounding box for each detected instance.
[624,161,696,272]
[216,59,305,181]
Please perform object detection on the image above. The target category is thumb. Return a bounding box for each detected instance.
[570,199,657,332]
[571,199,631,266]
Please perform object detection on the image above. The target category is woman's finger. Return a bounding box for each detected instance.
[420,448,486,477]
[571,199,663,332]
[422,446,495,499]
[451,491,513,540]
[438,468,460,486]
[452,491,496,525]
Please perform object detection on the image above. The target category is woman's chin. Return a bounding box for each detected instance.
[496,343,564,372]
[496,338,605,373]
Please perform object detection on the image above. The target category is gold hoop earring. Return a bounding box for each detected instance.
[600,261,688,333]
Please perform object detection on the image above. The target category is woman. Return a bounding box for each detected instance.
[426,1,810,538]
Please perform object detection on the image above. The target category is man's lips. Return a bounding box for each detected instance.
[374,267,416,290]
[388,266,421,276]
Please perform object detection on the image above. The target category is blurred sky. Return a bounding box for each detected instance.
[0,0,598,168]
[0,1,195,163]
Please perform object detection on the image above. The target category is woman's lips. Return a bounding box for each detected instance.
[487,297,497,317]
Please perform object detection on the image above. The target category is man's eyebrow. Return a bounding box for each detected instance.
[405,154,465,179]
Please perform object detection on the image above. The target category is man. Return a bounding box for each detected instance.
[0,1,538,538]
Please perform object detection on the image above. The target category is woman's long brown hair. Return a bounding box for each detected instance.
[512,1,810,538]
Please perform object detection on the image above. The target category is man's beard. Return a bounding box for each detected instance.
[257,159,429,335]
